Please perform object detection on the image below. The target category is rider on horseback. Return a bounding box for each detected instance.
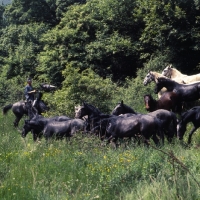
[24,78,38,109]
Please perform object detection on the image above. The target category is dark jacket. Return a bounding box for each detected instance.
[24,84,34,101]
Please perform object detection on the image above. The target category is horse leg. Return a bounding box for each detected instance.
[111,137,118,149]
[188,127,197,144]
[152,134,160,146]
[166,122,176,143]
[107,135,118,148]
[159,130,165,145]
[32,130,38,142]
[14,114,23,127]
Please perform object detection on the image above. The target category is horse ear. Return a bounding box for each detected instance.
[121,100,124,105]
[169,64,173,68]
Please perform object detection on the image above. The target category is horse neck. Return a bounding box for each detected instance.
[162,80,176,91]
[170,69,184,78]
[152,72,165,82]
[86,106,101,120]
[150,98,158,111]
[37,118,49,129]
[182,110,196,124]
[123,105,135,114]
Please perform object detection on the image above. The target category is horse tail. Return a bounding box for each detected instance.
[2,104,13,115]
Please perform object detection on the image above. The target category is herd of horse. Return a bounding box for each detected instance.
[2,65,200,147]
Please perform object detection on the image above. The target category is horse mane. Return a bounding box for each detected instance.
[180,106,200,122]
[150,71,164,79]
[169,66,185,76]
[164,65,186,78]
[84,102,102,114]
[157,77,175,83]
[122,103,136,113]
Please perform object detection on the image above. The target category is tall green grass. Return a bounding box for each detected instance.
[0,113,200,200]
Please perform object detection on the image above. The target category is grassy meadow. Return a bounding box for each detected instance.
[0,112,200,200]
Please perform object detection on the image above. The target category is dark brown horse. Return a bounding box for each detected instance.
[144,92,182,113]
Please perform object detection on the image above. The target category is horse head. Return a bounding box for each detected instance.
[162,64,173,78]
[154,77,172,94]
[22,119,32,138]
[177,119,186,140]
[111,100,136,115]
[143,71,155,86]
[75,102,93,118]
[144,94,154,111]
[40,83,57,92]
[75,105,85,118]
[111,100,124,115]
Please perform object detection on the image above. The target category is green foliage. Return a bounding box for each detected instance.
[55,0,86,20]
[0,23,49,79]
[0,76,27,106]
[1,0,200,87]
[4,0,56,25]
[36,0,140,84]
[0,5,5,28]
[135,0,200,71]
[44,65,117,116]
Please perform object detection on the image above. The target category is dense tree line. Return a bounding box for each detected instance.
[0,0,200,115]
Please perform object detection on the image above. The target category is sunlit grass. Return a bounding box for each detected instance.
[0,113,199,200]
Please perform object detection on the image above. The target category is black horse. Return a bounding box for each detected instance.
[22,116,85,141]
[22,115,71,141]
[154,77,200,102]
[106,114,162,148]
[111,100,137,115]
[3,92,49,127]
[75,102,115,138]
[40,83,57,92]
[177,106,200,144]
[110,102,177,143]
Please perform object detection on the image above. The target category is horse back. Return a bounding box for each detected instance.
[3,101,27,115]
[43,120,71,138]
[107,116,140,137]
[183,74,200,83]
[158,92,180,109]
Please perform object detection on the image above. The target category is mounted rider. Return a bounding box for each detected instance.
[24,78,38,108]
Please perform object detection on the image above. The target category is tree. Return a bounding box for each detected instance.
[37,0,142,84]
[134,0,200,72]
[4,0,56,25]
[44,64,117,116]
[56,0,86,20]
[0,23,49,79]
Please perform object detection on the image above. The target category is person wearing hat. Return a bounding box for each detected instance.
[24,78,36,102]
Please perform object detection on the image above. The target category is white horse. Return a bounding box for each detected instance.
[162,65,200,83]
[143,71,185,98]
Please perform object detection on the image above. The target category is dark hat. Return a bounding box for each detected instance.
[27,78,32,82]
